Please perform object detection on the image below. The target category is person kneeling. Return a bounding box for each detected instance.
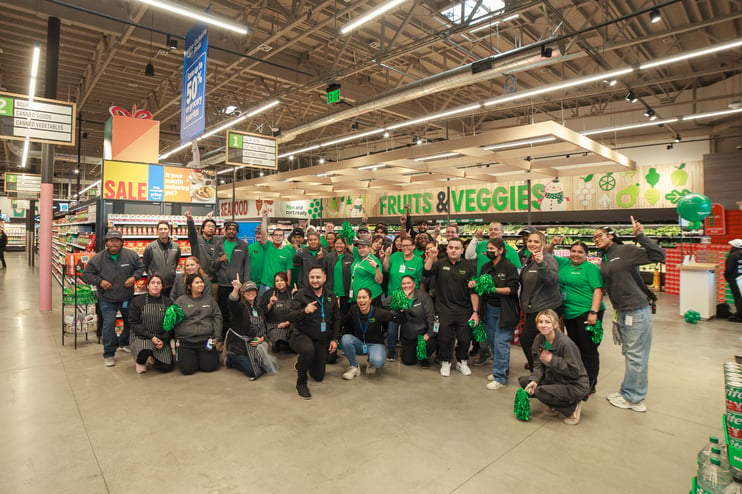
[128,274,174,373]
[341,288,397,379]
[173,273,222,375]
[225,276,279,380]
[518,309,589,425]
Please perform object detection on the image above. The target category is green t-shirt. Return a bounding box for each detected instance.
[248,242,265,284]
[333,258,345,297]
[475,240,522,274]
[111,254,119,263]
[260,242,294,287]
[320,236,328,248]
[350,254,382,300]
[223,239,237,262]
[387,251,423,291]
[414,247,425,258]
[555,256,605,319]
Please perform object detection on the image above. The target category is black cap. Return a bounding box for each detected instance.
[224,221,239,232]
[105,229,123,240]
[518,226,537,236]
[290,227,304,239]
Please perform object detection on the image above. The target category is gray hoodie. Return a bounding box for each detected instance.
[519,251,561,314]
[600,234,665,311]
[173,293,223,342]
[82,247,145,303]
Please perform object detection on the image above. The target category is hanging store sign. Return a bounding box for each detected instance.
[180,23,208,144]
[4,173,41,198]
[225,130,277,169]
[102,160,216,203]
[0,91,76,146]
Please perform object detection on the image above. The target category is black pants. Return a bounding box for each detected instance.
[728,277,742,315]
[400,335,436,365]
[290,333,328,385]
[517,375,580,417]
[217,286,233,334]
[438,312,472,363]
[564,310,603,393]
[520,306,563,369]
[176,344,219,375]
[0,248,5,268]
[135,348,174,373]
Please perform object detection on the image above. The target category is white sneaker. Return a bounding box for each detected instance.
[564,403,582,425]
[103,357,115,367]
[119,345,132,353]
[456,360,472,376]
[366,363,376,375]
[607,393,647,412]
[606,392,622,401]
[135,363,147,374]
[486,380,506,390]
[343,366,361,380]
[487,374,495,381]
[440,361,451,377]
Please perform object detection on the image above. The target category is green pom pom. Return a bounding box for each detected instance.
[468,319,487,342]
[339,221,355,243]
[585,319,603,344]
[163,304,184,332]
[390,289,413,311]
[416,335,428,360]
[684,310,701,323]
[514,388,531,421]
[471,273,496,296]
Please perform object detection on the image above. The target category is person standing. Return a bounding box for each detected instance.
[287,266,341,400]
[320,222,336,248]
[259,211,294,299]
[423,238,479,377]
[323,236,354,316]
[725,239,742,322]
[248,227,266,286]
[82,229,145,367]
[382,237,423,361]
[143,220,181,297]
[465,222,522,274]
[594,218,665,412]
[350,238,383,304]
[293,230,326,289]
[0,226,7,270]
[185,208,221,294]
[519,230,562,372]
[212,221,250,337]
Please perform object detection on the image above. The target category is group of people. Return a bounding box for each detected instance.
[81,206,666,422]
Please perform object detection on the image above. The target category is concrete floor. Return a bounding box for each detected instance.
[0,251,739,493]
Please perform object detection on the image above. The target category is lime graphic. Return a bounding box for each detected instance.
[599,173,616,191]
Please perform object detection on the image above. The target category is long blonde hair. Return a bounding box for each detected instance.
[536,309,563,333]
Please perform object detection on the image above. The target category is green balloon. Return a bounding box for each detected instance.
[676,193,712,222]
[688,221,701,230]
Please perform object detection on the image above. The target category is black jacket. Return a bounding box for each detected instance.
[725,247,742,282]
[481,257,521,327]
[323,250,354,297]
[600,234,665,311]
[341,304,396,344]
[287,286,341,341]
[212,238,251,287]
[143,239,181,288]
[187,217,223,282]
[293,246,327,289]
[519,251,561,314]
[383,289,435,340]
[82,248,145,303]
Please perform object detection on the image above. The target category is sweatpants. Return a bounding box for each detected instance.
[400,336,436,365]
[176,343,219,375]
[437,312,472,363]
[520,306,563,369]
[518,375,581,417]
[290,333,329,385]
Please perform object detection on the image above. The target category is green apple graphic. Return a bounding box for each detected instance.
[671,163,688,186]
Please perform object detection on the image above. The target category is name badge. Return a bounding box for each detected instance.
[362,344,368,354]
[320,321,327,332]
[442,266,451,271]
[399,265,406,273]
[252,309,258,317]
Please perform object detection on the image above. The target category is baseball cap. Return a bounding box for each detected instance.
[223,221,239,231]
[105,229,123,240]
[290,227,304,239]
[518,226,537,236]
[730,239,742,248]
[356,238,372,246]
[241,281,258,292]
[357,225,369,233]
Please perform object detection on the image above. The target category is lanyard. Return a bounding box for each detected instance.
[351,256,369,282]
[357,306,373,343]
[314,294,325,321]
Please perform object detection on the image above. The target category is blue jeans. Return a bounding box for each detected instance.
[616,306,653,403]
[387,321,399,354]
[258,284,271,301]
[485,303,515,385]
[226,352,258,379]
[340,334,386,368]
[99,299,130,358]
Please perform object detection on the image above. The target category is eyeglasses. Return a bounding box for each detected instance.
[593,233,607,241]
[401,243,413,248]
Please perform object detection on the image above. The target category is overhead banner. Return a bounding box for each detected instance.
[218,198,322,220]
[0,91,75,146]
[225,130,277,169]
[180,23,208,144]
[320,161,703,219]
[102,160,216,203]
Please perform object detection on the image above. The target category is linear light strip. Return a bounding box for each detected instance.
[639,39,742,70]
[136,0,249,35]
[470,13,519,34]
[340,0,407,35]
[483,137,555,151]
[21,43,42,168]
[413,152,459,161]
[580,118,679,136]
[79,180,101,195]
[681,108,742,120]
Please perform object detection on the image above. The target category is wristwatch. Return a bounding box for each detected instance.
[589,310,598,315]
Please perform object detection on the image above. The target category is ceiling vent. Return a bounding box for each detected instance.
[258,44,273,52]
[368,40,381,49]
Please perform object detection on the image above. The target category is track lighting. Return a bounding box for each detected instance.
[674,134,682,142]
[144,63,155,77]
[383,131,389,138]
[540,45,553,58]
[649,9,661,24]
[167,35,178,50]
[625,90,638,103]
[644,107,656,120]
[416,137,423,145]
[318,157,325,164]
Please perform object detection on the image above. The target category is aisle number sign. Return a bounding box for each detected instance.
[180,24,208,144]
[225,130,277,169]
[102,160,216,203]
[4,172,41,198]
[0,91,76,146]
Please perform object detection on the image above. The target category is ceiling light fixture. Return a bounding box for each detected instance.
[469,13,519,34]
[79,180,101,195]
[625,90,638,103]
[416,137,423,145]
[340,0,407,34]
[413,152,459,161]
[21,42,41,168]
[674,134,682,142]
[649,9,661,24]
[540,45,553,58]
[483,137,556,151]
[318,157,325,164]
[682,107,742,120]
[644,108,657,120]
[136,0,250,35]
[383,131,390,138]
[580,118,678,136]
[167,35,178,50]
[358,164,385,171]
[639,38,742,70]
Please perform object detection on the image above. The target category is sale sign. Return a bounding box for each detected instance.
[180,23,208,144]
[102,160,216,203]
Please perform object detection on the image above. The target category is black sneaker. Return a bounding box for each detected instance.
[420,358,430,368]
[472,351,491,367]
[387,352,396,362]
[469,341,480,357]
[296,384,311,400]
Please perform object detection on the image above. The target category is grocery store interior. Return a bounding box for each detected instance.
[2,0,742,491]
